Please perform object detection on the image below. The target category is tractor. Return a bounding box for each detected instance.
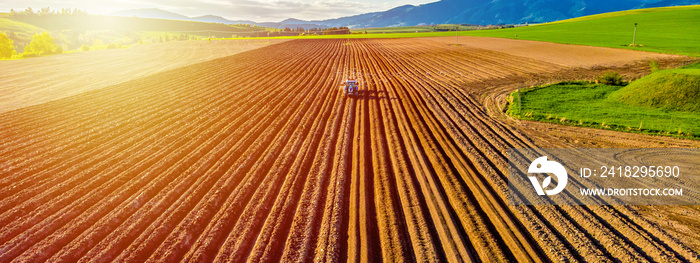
[343,79,359,96]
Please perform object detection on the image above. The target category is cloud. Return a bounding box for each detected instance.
[103,0,380,21]
[1,0,432,22]
[192,0,378,21]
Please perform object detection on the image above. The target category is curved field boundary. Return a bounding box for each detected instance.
[0,37,696,262]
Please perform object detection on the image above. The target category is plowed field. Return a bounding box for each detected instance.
[1,37,698,262]
[0,39,286,114]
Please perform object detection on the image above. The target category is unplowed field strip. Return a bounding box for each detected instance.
[0,38,695,262]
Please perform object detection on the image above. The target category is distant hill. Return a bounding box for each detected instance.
[461,5,700,56]
[610,64,700,113]
[111,8,327,29]
[190,15,254,25]
[302,0,700,27]
[112,8,190,21]
[112,8,255,25]
[639,0,700,7]
[12,14,253,34]
[257,21,329,30]
[108,1,699,29]
[3,12,270,52]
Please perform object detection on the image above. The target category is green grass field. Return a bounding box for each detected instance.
[0,15,44,37]
[460,5,700,56]
[252,5,699,56]
[352,24,476,34]
[508,63,700,139]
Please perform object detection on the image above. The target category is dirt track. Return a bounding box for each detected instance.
[0,37,698,262]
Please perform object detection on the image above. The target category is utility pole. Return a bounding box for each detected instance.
[632,23,637,46]
[455,26,459,45]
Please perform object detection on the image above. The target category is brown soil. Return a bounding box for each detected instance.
[0,37,697,262]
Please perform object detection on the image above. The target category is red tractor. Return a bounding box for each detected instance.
[343,79,359,96]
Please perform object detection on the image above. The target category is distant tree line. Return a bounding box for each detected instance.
[265,27,351,37]
[434,25,461,31]
[10,7,89,17]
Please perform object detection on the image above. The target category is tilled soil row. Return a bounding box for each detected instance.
[0,38,696,262]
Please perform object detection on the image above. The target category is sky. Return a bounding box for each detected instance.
[1,0,436,22]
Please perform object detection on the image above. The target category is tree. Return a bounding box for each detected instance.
[39,7,52,16]
[92,39,104,49]
[106,42,121,49]
[0,32,16,59]
[595,71,625,86]
[23,32,60,56]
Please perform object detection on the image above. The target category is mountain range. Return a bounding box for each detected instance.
[111,8,330,30]
[112,8,255,25]
[112,0,699,29]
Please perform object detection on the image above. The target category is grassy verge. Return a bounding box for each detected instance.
[507,79,700,139]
